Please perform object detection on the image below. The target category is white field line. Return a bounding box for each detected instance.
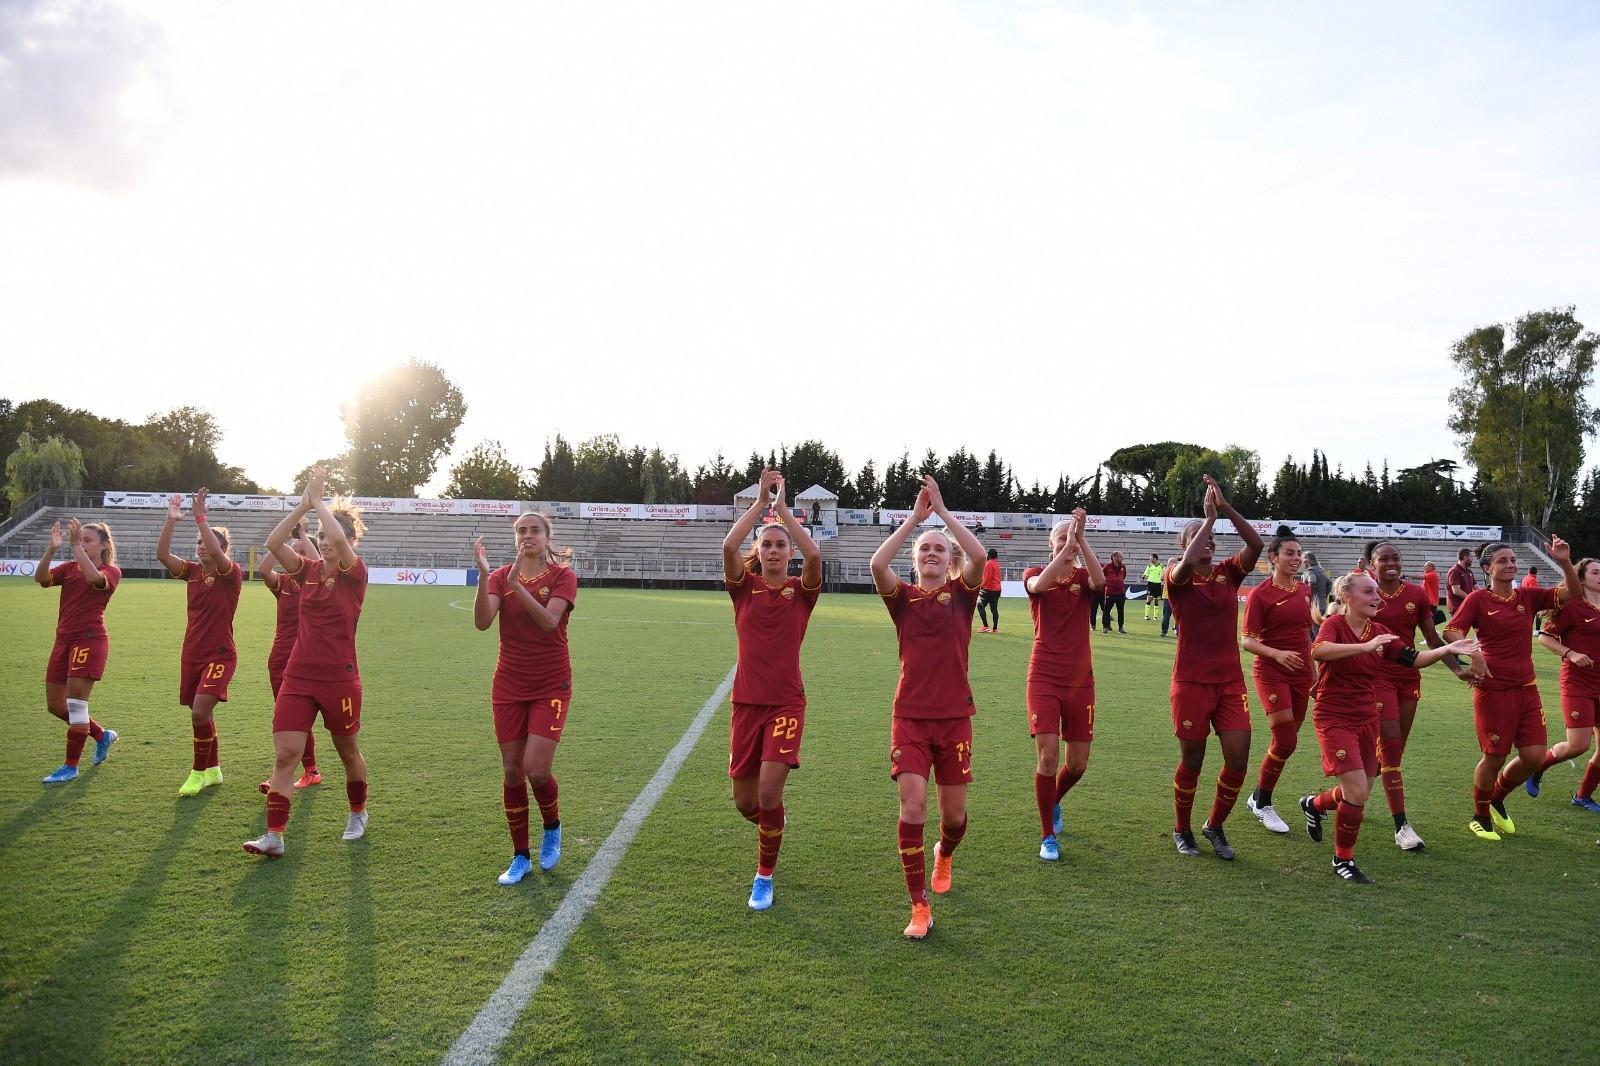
[441,663,736,1066]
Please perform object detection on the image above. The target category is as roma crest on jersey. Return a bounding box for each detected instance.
[781,586,795,599]
[538,586,550,599]
[891,747,903,762]
[1267,692,1279,704]
[1070,583,1082,594]
[1213,573,1225,583]
[323,576,336,589]
[1516,603,1525,613]
[203,575,215,587]
[1405,601,1416,612]
[938,592,952,604]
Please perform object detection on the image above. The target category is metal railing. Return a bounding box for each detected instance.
[0,489,107,544]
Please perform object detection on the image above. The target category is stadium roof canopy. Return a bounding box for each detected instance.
[795,484,837,502]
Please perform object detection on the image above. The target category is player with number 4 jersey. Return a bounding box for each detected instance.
[721,469,822,912]
[474,511,579,886]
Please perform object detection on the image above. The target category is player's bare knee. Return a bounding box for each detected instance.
[1035,750,1059,776]
[898,796,928,823]
[525,770,549,791]
[1065,755,1089,777]
[757,783,784,809]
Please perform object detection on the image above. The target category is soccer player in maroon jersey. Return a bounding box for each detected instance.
[871,475,987,939]
[1241,527,1317,836]
[1530,557,1600,811]
[1443,537,1580,841]
[1299,574,1477,884]
[36,518,120,783]
[258,518,321,791]
[156,489,242,797]
[1365,540,1471,850]
[473,510,580,885]
[244,467,371,858]
[1022,508,1104,861]
[1164,475,1263,861]
[720,469,822,910]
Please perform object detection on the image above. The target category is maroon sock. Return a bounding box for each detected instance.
[1173,763,1200,833]
[1539,747,1563,772]
[1333,799,1364,861]
[302,730,318,774]
[504,783,530,853]
[191,719,210,772]
[1580,760,1600,800]
[1256,720,1297,794]
[740,807,760,825]
[65,726,90,767]
[757,804,784,877]
[1054,764,1085,802]
[1490,771,1514,805]
[1207,766,1247,826]
[938,814,968,859]
[1313,786,1343,813]
[266,791,292,834]
[346,779,367,814]
[207,723,220,769]
[1473,784,1492,819]
[1034,773,1055,838]
[533,776,560,828]
[1377,735,1405,816]
[87,719,105,742]
[898,820,926,904]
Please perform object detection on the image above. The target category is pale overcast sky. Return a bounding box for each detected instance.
[2,0,1597,495]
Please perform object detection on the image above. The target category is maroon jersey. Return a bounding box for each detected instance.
[180,559,242,662]
[284,557,368,682]
[268,570,303,659]
[1023,565,1094,688]
[726,569,819,705]
[1446,563,1476,612]
[882,576,980,719]
[1446,585,1561,690]
[1242,577,1314,682]
[47,561,121,640]
[1166,555,1249,684]
[489,563,579,700]
[1102,560,1126,597]
[1543,595,1600,697]
[1373,581,1434,681]
[1311,615,1406,721]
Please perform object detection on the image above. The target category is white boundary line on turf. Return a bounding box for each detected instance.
[441,663,737,1066]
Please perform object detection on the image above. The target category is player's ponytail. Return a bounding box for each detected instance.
[83,522,116,566]
[1328,573,1356,615]
[211,525,232,554]
[742,522,790,574]
[1476,541,1511,574]
[520,512,573,568]
[328,497,367,544]
[1268,525,1298,556]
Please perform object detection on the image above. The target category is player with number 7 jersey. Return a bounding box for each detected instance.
[721,469,823,913]
[473,511,580,886]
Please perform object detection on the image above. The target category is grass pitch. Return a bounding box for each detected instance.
[1,582,1596,1065]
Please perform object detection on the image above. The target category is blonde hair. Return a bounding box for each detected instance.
[1328,572,1366,616]
[516,511,573,568]
[1178,519,1204,549]
[82,522,116,566]
[207,525,232,553]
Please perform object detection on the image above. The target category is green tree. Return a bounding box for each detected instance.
[1161,448,1226,514]
[6,432,86,507]
[691,451,740,505]
[1105,442,1206,494]
[533,435,579,500]
[291,455,356,496]
[844,459,881,509]
[1448,307,1600,527]
[341,359,467,496]
[444,440,528,499]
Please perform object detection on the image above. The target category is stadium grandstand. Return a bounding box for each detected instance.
[0,486,1562,595]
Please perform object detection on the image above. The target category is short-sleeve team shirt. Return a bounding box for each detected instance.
[1373,581,1434,682]
[268,570,303,658]
[1445,585,1562,690]
[1543,595,1600,697]
[1023,565,1094,688]
[488,563,579,701]
[726,569,820,705]
[882,576,980,719]
[48,561,121,640]
[1102,560,1126,597]
[1242,577,1314,683]
[1165,555,1250,684]
[180,559,243,662]
[1446,563,1476,612]
[1311,615,1406,722]
[284,556,369,682]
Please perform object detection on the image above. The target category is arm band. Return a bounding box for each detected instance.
[1397,648,1419,668]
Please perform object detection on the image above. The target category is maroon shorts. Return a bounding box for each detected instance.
[1372,673,1422,724]
[1472,685,1547,755]
[1026,682,1095,742]
[890,716,973,785]
[493,695,571,745]
[267,652,291,698]
[1252,672,1311,725]
[45,638,108,685]
[1560,692,1599,730]
[180,658,236,705]
[274,676,363,736]
[1315,716,1379,777]
[1170,679,1251,740]
[727,702,804,779]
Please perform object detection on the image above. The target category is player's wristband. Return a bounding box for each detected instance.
[195,515,208,523]
[1563,649,1572,661]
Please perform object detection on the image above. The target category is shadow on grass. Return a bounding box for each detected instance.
[0,781,95,853]
[0,794,210,1059]
[336,841,376,1062]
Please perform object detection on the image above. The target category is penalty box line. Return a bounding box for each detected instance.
[442,663,737,1066]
